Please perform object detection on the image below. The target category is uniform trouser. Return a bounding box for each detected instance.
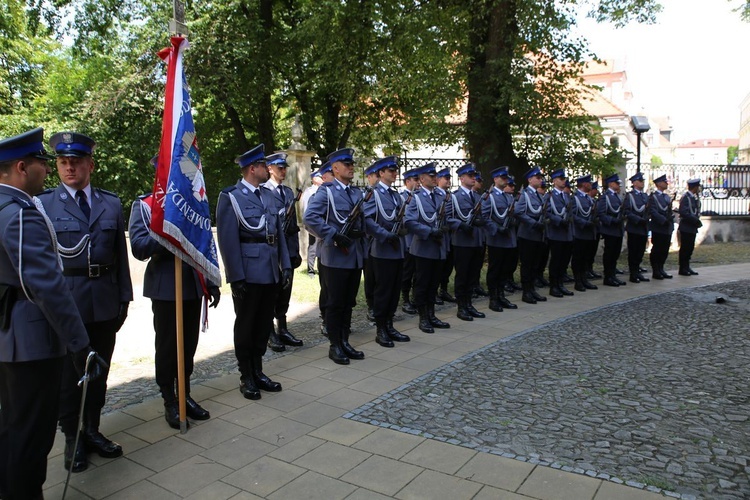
[453,246,484,300]
[232,284,277,376]
[0,357,63,500]
[601,234,623,277]
[473,245,486,290]
[679,231,696,270]
[650,232,672,271]
[152,299,201,392]
[536,241,550,279]
[58,318,118,435]
[588,238,600,271]
[274,271,294,320]
[547,239,573,284]
[440,247,454,290]
[364,257,375,308]
[518,237,545,287]
[571,238,595,275]
[401,252,416,294]
[307,235,317,272]
[319,264,361,341]
[412,256,442,307]
[318,269,328,319]
[626,232,648,273]
[371,257,403,320]
[486,246,515,290]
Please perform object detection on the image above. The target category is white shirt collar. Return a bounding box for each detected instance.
[63,183,92,203]
[241,179,261,193]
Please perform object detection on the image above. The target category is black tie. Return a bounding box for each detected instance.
[254,189,263,207]
[345,186,355,204]
[470,190,476,204]
[278,185,286,204]
[430,191,436,205]
[76,190,90,220]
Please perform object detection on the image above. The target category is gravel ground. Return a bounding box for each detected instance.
[349,281,750,499]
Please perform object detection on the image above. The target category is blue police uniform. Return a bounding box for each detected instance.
[678,180,702,275]
[514,167,548,303]
[648,175,674,279]
[596,175,626,286]
[435,168,455,302]
[217,146,291,396]
[399,180,419,314]
[623,172,650,283]
[303,148,367,364]
[262,153,304,352]
[129,193,218,426]
[570,177,599,290]
[544,172,574,297]
[0,128,90,499]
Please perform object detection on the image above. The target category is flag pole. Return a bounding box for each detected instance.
[171,0,189,434]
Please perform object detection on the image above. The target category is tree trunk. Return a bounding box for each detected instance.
[257,0,276,151]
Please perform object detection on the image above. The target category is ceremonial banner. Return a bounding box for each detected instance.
[151,36,221,286]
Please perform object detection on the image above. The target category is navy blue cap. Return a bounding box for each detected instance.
[413,162,437,177]
[326,148,354,164]
[524,166,543,179]
[604,173,620,184]
[653,174,668,184]
[550,168,566,180]
[266,152,288,166]
[491,167,509,178]
[540,179,548,188]
[591,181,599,190]
[507,175,515,186]
[235,144,266,168]
[367,156,398,176]
[687,178,701,188]
[402,168,419,180]
[50,132,96,157]
[576,174,592,185]
[475,173,483,182]
[456,163,477,176]
[311,169,322,179]
[630,172,644,183]
[436,168,451,178]
[319,160,332,175]
[0,127,54,162]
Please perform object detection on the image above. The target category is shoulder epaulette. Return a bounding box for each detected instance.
[97,188,119,198]
[137,193,153,200]
[221,185,237,194]
[321,181,334,187]
[39,188,55,195]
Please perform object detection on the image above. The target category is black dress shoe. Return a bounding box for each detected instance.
[603,277,620,287]
[549,286,564,298]
[558,285,574,296]
[498,296,518,309]
[530,290,547,302]
[329,345,350,364]
[253,373,282,392]
[438,289,457,302]
[401,301,417,315]
[521,292,537,304]
[386,320,410,342]
[84,430,123,458]
[456,307,474,321]
[678,270,691,276]
[267,331,286,352]
[637,273,650,282]
[614,277,627,286]
[64,435,88,473]
[582,280,598,290]
[342,341,365,360]
[186,397,211,420]
[574,282,587,292]
[419,317,435,333]
[661,271,673,279]
[428,313,450,329]
[689,269,699,275]
[375,326,395,348]
[239,379,261,400]
[589,270,603,279]
[466,303,485,318]
[652,273,664,280]
[562,274,574,283]
[279,329,303,347]
[629,275,641,283]
[164,401,192,427]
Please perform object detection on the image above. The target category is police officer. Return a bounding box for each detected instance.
[649,174,674,279]
[678,179,702,276]
[404,163,459,332]
[586,181,603,280]
[544,169,574,297]
[534,179,551,289]
[304,148,367,365]
[262,153,304,352]
[483,167,518,311]
[363,166,380,322]
[623,172,651,283]
[570,174,598,292]
[451,163,487,321]
[129,179,220,425]
[37,132,133,472]
[216,144,292,397]
[435,168,456,304]
[0,128,105,499]
[503,175,523,294]
[302,170,323,276]
[400,168,420,315]
[597,173,627,287]
[515,167,548,304]
[364,156,411,348]
[312,161,334,336]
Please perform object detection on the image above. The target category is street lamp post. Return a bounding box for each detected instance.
[630,116,650,175]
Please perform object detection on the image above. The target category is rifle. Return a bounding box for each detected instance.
[391,191,412,235]
[337,186,373,254]
[466,189,491,226]
[282,188,303,233]
[498,197,515,231]
[436,191,452,232]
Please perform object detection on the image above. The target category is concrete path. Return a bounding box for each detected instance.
[44,263,749,499]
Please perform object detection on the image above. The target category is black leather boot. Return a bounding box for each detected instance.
[401,290,417,314]
[277,317,303,347]
[558,283,574,296]
[84,409,123,458]
[549,282,564,298]
[465,299,485,318]
[252,354,282,392]
[186,394,211,420]
[488,289,503,312]
[418,306,434,333]
[456,298,473,321]
[582,276,598,289]
[64,433,88,472]
[267,326,286,353]
[386,318,410,342]
[162,386,192,427]
[438,288,456,302]
[328,328,350,365]
[238,363,261,400]
[603,274,621,286]
[661,267,673,279]
[341,327,364,360]
[375,319,394,348]
[530,288,547,302]
[497,288,517,309]
[428,305,450,329]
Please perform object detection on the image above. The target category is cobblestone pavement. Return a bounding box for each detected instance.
[349,281,750,499]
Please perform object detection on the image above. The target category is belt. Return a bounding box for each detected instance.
[63,264,115,278]
[240,234,277,245]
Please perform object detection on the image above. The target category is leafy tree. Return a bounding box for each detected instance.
[727,145,738,164]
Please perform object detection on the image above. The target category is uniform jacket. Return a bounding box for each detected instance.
[450,186,485,248]
[483,187,516,248]
[38,185,133,323]
[404,186,459,260]
[648,190,674,235]
[303,181,366,269]
[217,181,291,284]
[678,191,701,234]
[364,182,405,260]
[128,196,206,301]
[400,189,416,250]
[571,190,597,240]
[597,189,625,237]
[261,180,301,264]
[545,189,573,242]
[515,186,546,242]
[623,190,649,236]
[0,185,88,362]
